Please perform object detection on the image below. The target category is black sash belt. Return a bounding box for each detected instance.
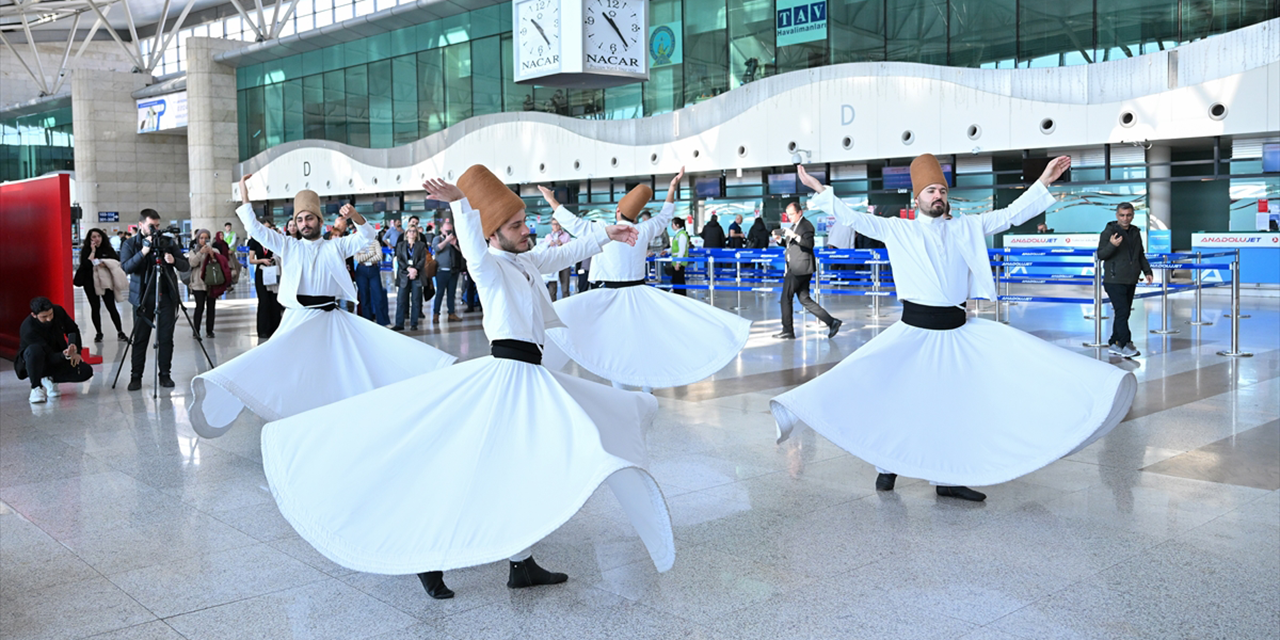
[491,339,542,365]
[599,279,646,289]
[901,300,966,330]
[296,295,338,311]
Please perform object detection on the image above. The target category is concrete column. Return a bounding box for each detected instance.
[1146,144,1172,231]
[185,37,242,244]
[71,70,190,236]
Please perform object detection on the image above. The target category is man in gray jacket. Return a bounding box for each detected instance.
[432,217,462,323]
[1097,202,1154,358]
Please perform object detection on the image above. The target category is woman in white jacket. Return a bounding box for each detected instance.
[74,228,129,342]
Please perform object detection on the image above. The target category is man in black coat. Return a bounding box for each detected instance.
[119,208,190,390]
[17,297,92,403]
[774,201,841,339]
[700,214,726,249]
[1097,202,1153,358]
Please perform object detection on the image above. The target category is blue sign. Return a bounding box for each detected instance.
[648,22,681,68]
[1147,229,1171,254]
[98,211,119,222]
[777,0,827,46]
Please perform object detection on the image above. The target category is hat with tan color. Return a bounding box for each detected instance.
[457,165,525,237]
[909,154,948,200]
[617,184,653,222]
[293,190,322,221]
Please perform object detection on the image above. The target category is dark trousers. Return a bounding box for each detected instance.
[1104,282,1137,347]
[670,267,687,296]
[86,289,122,335]
[576,262,591,295]
[355,263,390,325]
[433,268,458,315]
[23,344,93,388]
[781,273,835,333]
[192,290,216,335]
[256,284,282,339]
[397,278,424,328]
[131,300,176,378]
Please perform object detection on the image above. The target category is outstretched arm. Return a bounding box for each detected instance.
[980,156,1069,236]
[798,164,900,242]
[424,178,498,287]
[331,203,378,257]
[544,185,596,239]
[237,173,290,255]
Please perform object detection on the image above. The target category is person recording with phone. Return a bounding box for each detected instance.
[119,208,190,391]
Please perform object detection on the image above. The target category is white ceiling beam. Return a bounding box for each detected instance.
[83,0,145,69]
[225,0,266,40]
[0,28,49,94]
[148,0,196,72]
[20,12,52,94]
[50,12,80,94]
[118,0,145,65]
[269,0,299,40]
[147,0,172,69]
[252,0,267,39]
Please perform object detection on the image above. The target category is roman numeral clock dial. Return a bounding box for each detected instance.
[515,0,562,81]
[583,0,646,75]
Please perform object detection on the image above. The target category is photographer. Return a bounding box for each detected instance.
[120,209,190,391]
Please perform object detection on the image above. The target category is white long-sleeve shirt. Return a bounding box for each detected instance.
[235,203,375,308]
[552,202,674,282]
[451,198,609,345]
[807,182,1056,306]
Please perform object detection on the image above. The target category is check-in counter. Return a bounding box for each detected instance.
[1191,233,1280,285]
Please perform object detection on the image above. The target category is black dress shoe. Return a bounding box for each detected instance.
[158,375,176,388]
[507,556,567,589]
[875,473,897,491]
[206,331,215,338]
[827,319,843,339]
[127,378,143,391]
[391,325,404,331]
[417,571,454,599]
[772,331,796,339]
[936,486,987,502]
[117,331,129,342]
[94,333,104,343]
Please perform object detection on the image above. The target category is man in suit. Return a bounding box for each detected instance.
[119,208,190,390]
[774,201,841,340]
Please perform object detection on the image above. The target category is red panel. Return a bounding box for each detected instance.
[0,174,73,360]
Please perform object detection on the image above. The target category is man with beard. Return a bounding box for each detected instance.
[770,155,1135,502]
[17,297,93,403]
[257,165,675,601]
[187,175,454,438]
[119,208,191,391]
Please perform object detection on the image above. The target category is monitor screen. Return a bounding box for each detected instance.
[1022,157,1070,183]
[695,177,722,198]
[798,170,826,194]
[1263,143,1280,173]
[768,173,797,194]
[882,164,954,190]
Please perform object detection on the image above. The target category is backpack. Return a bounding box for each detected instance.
[203,258,226,287]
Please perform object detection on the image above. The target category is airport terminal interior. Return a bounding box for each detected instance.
[2,0,1279,639]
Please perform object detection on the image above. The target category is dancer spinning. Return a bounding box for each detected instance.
[540,168,752,391]
[259,165,675,600]
[771,156,1135,501]
[188,174,455,438]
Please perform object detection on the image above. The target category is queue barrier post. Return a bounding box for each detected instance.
[1150,262,1180,335]
[708,256,716,306]
[1083,254,1108,348]
[732,253,744,311]
[1187,251,1212,326]
[1216,255,1253,358]
[870,261,885,319]
[1223,249,1251,319]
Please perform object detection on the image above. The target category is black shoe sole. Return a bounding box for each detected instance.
[875,473,897,491]
[936,486,987,502]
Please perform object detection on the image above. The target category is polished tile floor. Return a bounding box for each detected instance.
[3,283,1277,640]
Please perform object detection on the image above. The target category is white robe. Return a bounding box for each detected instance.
[258,197,675,574]
[187,205,456,438]
[770,184,1136,487]
[544,203,753,389]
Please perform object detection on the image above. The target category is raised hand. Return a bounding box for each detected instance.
[1110,233,1123,247]
[1038,156,1072,186]
[339,203,355,219]
[605,224,639,246]
[665,167,686,203]
[239,173,253,205]
[538,185,560,209]
[422,178,464,203]
[796,165,825,194]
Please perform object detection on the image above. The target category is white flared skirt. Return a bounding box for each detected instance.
[770,317,1136,487]
[545,284,752,388]
[189,307,456,438]
[261,356,675,575]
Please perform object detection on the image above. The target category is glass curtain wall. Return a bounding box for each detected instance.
[0,106,74,183]
[236,0,1277,159]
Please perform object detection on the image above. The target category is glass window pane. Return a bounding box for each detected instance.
[324,69,347,143]
[244,85,266,157]
[392,54,418,145]
[886,0,947,65]
[566,89,603,119]
[443,42,472,127]
[1019,1,1093,64]
[303,74,325,139]
[368,59,393,148]
[683,0,727,106]
[417,49,445,135]
[501,35,533,112]
[283,79,304,142]
[948,0,1015,67]
[1096,0,1177,62]
[604,83,642,120]
[643,65,682,116]
[471,36,502,117]
[728,0,774,88]
[1183,0,1274,42]
[346,64,370,148]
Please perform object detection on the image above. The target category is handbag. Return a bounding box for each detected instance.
[203,258,226,287]
[262,263,279,286]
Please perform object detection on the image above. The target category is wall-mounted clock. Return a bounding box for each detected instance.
[513,0,563,83]
[512,0,649,88]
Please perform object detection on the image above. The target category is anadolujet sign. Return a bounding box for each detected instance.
[1191,233,1280,248]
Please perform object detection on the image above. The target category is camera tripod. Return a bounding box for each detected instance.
[110,234,215,397]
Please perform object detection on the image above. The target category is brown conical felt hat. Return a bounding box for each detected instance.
[617,184,653,222]
[294,190,322,220]
[910,154,947,200]
[457,164,525,237]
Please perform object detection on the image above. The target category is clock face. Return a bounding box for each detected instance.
[582,0,646,75]
[515,0,562,80]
